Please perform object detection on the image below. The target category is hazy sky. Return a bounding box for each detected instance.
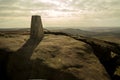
[0,0,120,28]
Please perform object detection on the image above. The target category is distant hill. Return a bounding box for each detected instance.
[49,28,97,36]
[0,27,120,37]
[0,28,30,31]
[49,27,120,37]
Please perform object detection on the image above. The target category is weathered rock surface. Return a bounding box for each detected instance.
[0,15,111,80]
[0,34,110,80]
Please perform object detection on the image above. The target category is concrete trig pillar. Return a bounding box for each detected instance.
[7,15,44,80]
[30,15,44,40]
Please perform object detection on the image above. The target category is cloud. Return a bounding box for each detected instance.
[0,0,19,5]
[0,0,120,17]
[0,0,120,27]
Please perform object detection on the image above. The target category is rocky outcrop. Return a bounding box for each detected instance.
[69,35,120,78]
[0,34,111,80]
[47,31,120,79]
[5,15,110,80]
[0,15,116,80]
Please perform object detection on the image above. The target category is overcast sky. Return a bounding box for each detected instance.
[0,0,120,28]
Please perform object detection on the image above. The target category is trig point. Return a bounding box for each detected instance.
[30,15,44,40]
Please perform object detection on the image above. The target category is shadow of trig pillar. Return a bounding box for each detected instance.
[30,15,44,40]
